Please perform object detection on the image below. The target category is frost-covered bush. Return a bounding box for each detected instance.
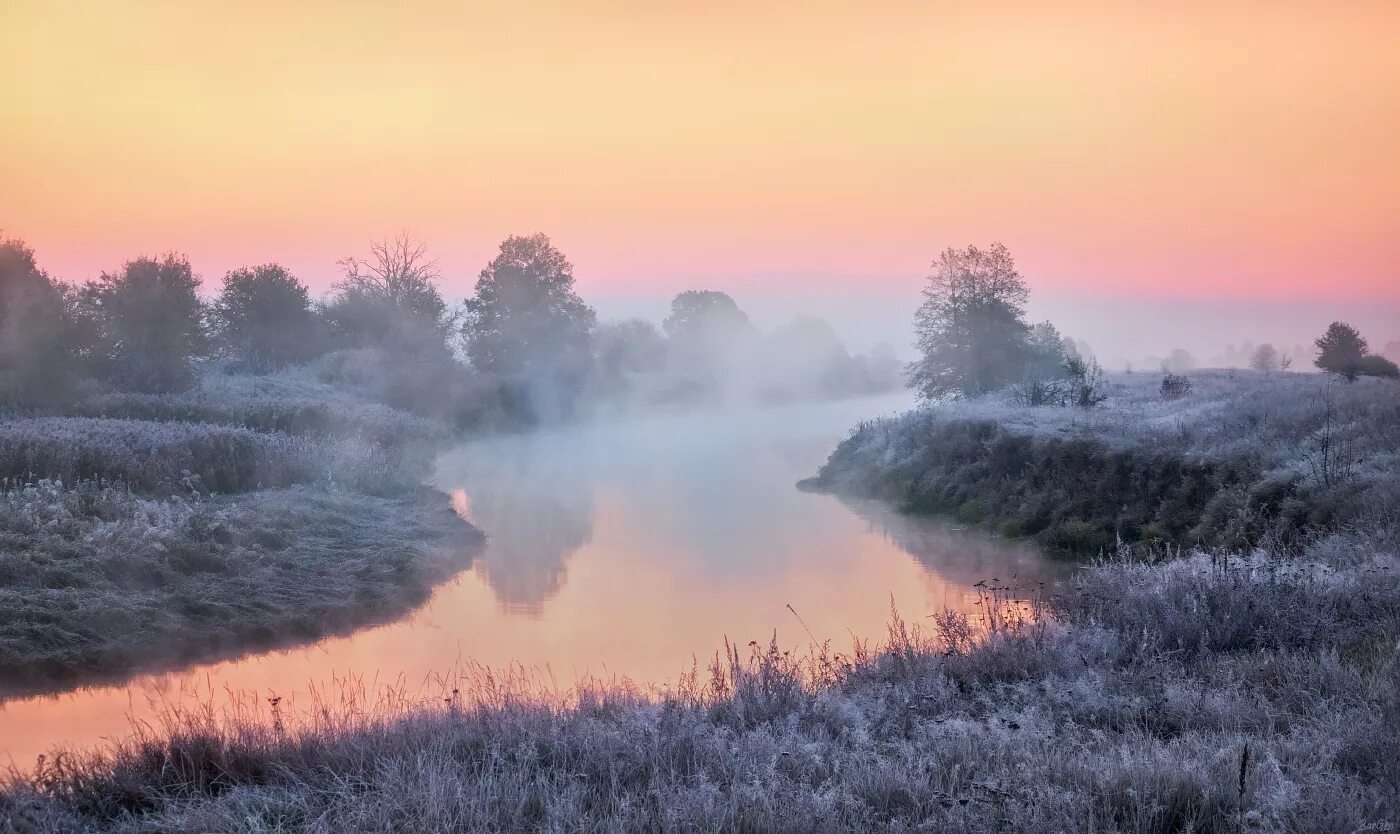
[1160,371,1192,399]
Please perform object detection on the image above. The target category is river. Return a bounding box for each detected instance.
[0,393,1068,768]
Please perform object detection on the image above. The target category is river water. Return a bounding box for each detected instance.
[0,393,1067,768]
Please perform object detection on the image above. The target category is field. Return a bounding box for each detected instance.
[0,354,480,695]
[803,371,1400,556]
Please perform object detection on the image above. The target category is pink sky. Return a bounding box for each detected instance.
[3,2,1397,357]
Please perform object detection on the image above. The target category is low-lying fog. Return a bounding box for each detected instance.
[0,393,1067,768]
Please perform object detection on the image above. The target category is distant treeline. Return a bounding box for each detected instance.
[0,233,901,428]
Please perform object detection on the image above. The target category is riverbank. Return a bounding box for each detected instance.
[2,528,1396,832]
[1,375,1397,831]
[0,355,482,697]
[801,371,1400,556]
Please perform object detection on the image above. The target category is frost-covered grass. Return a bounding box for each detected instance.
[916,370,1400,479]
[0,479,481,695]
[2,535,1395,833]
[68,358,442,450]
[0,417,415,496]
[807,371,1400,555]
[0,354,479,692]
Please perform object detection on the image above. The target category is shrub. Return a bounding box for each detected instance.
[1044,518,1111,556]
[1160,372,1192,399]
[996,518,1025,538]
[956,498,990,524]
[1356,353,1399,379]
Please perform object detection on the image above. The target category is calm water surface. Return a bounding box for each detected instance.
[0,394,1068,768]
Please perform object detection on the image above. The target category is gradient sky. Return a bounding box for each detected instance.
[3,2,1397,358]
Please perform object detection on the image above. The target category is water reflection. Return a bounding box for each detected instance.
[843,499,1073,595]
[0,394,1072,770]
[439,432,596,613]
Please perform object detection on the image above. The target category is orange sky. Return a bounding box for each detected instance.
[3,2,1398,309]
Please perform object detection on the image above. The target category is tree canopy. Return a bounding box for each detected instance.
[211,264,316,371]
[0,236,77,406]
[1314,321,1368,380]
[908,242,1031,400]
[79,254,205,393]
[463,234,596,375]
[324,234,451,355]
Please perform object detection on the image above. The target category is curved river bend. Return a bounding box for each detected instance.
[0,394,1068,768]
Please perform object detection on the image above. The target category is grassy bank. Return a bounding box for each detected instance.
[802,371,1400,556]
[1,530,1395,832]
[0,354,481,696]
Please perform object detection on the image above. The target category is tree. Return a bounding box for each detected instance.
[908,242,1030,400]
[210,264,316,371]
[323,234,451,354]
[662,291,755,343]
[80,254,205,392]
[1355,354,1399,379]
[595,319,666,377]
[661,290,760,392]
[1162,348,1196,374]
[1314,321,1368,381]
[1025,321,1069,379]
[1249,343,1280,374]
[0,236,78,406]
[463,234,596,375]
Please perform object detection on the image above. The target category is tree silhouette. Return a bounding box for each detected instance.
[211,264,316,371]
[908,242,1030,400]
[80,254,205,392]
[463,234,595,375]
[0,236,77,406]
[324,234,451,355]
[1314,321,1368,381]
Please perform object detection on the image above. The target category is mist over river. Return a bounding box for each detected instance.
[0,393,1067,768]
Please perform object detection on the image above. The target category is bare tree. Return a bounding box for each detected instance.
[336,234,447,321]
[323,233,450,353]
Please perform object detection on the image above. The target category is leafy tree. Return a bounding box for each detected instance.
[1249,343,1280,374]
[595,319,666,379]
[324,234,451,354]
[80,254,205,392]
[1025,320,1069,379]
[0,236,78,406]
[908,242,1030,400]
[1355,354,1399,379]
[662,290,760,390]
[210,264,316,371]
[1314,321,1370,381]
[463,234,595,375]
[1162,348,1196,373]
[662,291,755,343]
